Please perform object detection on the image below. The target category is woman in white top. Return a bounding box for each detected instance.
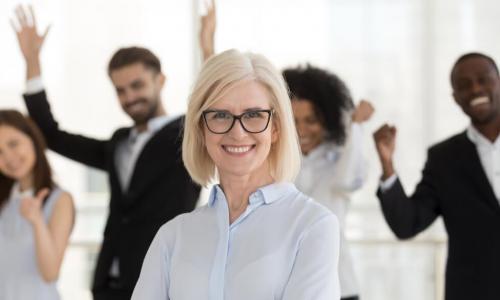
[132,50,340,299]
[0,110,74,300]
[283,65,374,300]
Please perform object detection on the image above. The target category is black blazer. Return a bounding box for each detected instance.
[377,131,500,300]
[24,91,201,294]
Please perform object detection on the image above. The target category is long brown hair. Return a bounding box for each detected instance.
[0,110,53,211]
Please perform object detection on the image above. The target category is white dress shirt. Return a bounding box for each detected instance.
[467,125,500,201]
[381,125,500,202]
[114,115,175,192]
[295,123,366,297]
[132,182,341,300]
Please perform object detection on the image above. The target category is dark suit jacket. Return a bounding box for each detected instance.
[377,131,500,300]
[24,91,201,295]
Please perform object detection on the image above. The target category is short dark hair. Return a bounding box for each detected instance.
[451,52,499,85]
[0,110,54,211]
[107,46,162,76]
[282,64,354,145]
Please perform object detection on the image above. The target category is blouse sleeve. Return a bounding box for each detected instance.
[282,214,341,300]
[331,122,367,191]
[131,228,171,299]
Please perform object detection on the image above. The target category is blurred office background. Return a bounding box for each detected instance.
[1,0,499,299]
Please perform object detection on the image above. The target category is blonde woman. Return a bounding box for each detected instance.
[132,50,340,299]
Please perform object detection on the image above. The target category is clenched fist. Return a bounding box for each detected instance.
[373,124,396,179]
[352,100,375,123]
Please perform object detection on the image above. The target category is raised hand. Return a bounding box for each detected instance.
[12,5,50,62]
[352,100,375,123]
[20,188,50,225]
[373,124,397,178]
[200,0,216,61]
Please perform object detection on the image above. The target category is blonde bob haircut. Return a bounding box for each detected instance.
[182,49,301,187]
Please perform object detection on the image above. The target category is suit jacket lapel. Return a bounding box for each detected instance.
[109,127,131,197]
[123,117,183,206]
[458,132,500,213]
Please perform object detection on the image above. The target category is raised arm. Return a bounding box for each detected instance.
[351,99,375,124]
[13,5,109,170]
[373,123,396,180]
[373,124,440,239]
[200,0,216,61]
[332,100,374,191]
[11,5,49,80]
[20,189,75,282]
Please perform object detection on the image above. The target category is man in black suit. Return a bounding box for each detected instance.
[12,6,201,300]
[373,52,500,300]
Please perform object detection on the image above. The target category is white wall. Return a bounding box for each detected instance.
[1,0,499,299]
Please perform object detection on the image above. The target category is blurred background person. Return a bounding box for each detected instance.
[373,52,500,300]
[0,110,75,300]
[200,0,216,62]
[12,5,201,299]
[283,65,374,300]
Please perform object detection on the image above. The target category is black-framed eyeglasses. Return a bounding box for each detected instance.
[202,109,274,134]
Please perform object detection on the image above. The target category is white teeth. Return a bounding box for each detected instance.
[470,96,489,106]
[225,146,251,153]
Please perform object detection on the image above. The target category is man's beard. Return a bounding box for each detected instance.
[125,97,160,126]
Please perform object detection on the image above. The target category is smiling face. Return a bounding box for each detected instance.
[110,63,165,126]
[0,125,36,184]
[452,56,500,125]
[203,80,278,181]
[291,99,326,155]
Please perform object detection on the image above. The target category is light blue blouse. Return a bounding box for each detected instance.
[132,182,340,300]
[0,184,62,300]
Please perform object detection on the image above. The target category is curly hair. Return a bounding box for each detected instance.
[283,64,354,145]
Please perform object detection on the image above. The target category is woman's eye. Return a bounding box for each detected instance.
[305,117,319,125]
[8,140,19,149]
[244,111,263,119]
[213,112,231,119]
